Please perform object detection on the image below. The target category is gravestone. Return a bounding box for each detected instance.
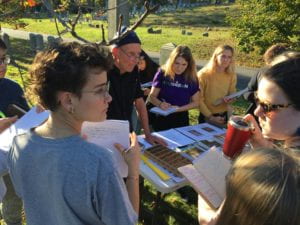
[181,30,186,35]
[47,36,59,48]
[35,34,44,51]
[203,32,209,37]
[159,43,176,65]
[187,31,192,35]
[29,33,37,52]
[108,0,130,40]
[2,33,10,52]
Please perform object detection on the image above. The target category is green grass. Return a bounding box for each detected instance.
[2,4,263,68]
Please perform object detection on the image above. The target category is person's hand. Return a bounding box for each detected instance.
[0,116,18,134]
[145,133,167,146]
[198,195,219,225]
[143,88,151,96]
[208,115,225,125]
[159,101,171,110]
[243,114,272,148]
[223,96,236,104]
[35,104,45,113]
[114,132,141,177]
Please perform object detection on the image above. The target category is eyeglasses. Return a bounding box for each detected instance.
[254,94,293,114]
[81,82,110,98]
[0,55,10,65]
[119,48,140,61]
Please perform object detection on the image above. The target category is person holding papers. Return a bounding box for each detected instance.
[149,45,200,131]
[8,42,139,225]
[197,45,237,125]
[0,38,28,225]
[198,148,299,225]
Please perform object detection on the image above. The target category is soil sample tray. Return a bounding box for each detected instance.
[144,145,191,177]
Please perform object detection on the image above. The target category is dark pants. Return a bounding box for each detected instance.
[152,111,189,132]
[198,111,228,124]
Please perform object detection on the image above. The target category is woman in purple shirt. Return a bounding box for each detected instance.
[149,45,200,131]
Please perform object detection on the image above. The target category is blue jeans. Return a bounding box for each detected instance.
[0,174,22,225]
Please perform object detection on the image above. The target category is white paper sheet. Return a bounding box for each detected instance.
[0,107,50,152]
[152,129,195,149]
[150,106,177,116]
[81,120,130,178]
[175,125,213,141]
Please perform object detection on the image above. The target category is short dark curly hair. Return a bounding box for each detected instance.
[29,42,113,111]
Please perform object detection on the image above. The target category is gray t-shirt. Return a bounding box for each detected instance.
[8,130,137,225]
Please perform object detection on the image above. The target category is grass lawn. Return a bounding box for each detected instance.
[3,36,249,225]
[2,4,263,68]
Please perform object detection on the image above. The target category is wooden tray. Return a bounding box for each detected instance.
[144,145,191,177]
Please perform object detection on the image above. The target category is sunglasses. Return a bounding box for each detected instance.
[254,95,293,114]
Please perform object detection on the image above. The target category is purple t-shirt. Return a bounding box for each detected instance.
[152,70,199,106]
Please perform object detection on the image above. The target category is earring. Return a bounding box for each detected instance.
[69,106,74,114]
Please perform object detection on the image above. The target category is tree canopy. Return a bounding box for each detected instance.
[228,0,300,53]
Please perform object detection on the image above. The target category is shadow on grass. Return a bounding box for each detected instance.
[140,182,198,225]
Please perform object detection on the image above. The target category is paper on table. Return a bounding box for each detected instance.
[150,106,177,116]
[0,106,50,152]
[175,125,213,141]
[137,135,153,150]
[81,120,129,178]
[152,129,195,149]
[192,123,226,136]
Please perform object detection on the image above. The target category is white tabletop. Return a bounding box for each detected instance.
[140,160,188,194]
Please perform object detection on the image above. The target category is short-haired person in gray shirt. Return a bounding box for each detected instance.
[8,42,140,225]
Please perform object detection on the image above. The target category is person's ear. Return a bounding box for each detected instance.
[112,47,118,58]
[57,91,75,114]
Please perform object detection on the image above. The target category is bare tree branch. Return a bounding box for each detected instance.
[41,0,159,46]
[108,1,159,46]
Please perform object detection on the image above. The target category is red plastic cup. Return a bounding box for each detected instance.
[223,116,251,159]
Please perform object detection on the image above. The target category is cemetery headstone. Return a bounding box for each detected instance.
[2,33,10,52]
[160,43,176,65]
[47,36,59,48]
[35,34,44,51]
[29,33,37,52]
[181,30,186,35]
[187,32,192,35]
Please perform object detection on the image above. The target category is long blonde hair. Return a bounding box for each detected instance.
[162,45,197,82]
[201,45,235,75]
[216,148,300,225]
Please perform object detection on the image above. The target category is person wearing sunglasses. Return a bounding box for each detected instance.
[244,54,300,152]
[8,42,139,225]
[0,39,30,225]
